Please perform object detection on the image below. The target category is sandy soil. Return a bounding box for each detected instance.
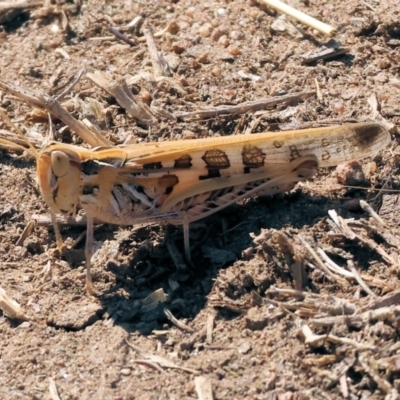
[1,0,400,399]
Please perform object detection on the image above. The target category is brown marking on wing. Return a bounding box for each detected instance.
[143,161,163,170]
[351,124,387,149]
[202,149,230,169]
[174,154,192,169]
[199,168,221,180]
[289,145,300,161]
[158,175,179,195]
[321,150,330,161]
[158,174,179,188]
[322,138,330,147]
[242,145,266,169]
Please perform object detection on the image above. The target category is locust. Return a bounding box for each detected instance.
[0,79,391,294]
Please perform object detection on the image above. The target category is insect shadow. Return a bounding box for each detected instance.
[92,187,364,335]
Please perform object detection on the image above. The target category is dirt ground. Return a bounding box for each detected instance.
[1,0,400,399]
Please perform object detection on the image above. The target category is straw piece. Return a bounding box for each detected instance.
[259,0,336,36]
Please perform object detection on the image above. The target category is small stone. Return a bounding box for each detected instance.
[374,72,389,83]
[218,35,229,47]
[197,52,208,63]
[278,392,294,400]
[238,342,252,354]
[217,8,229,17]
[332,101,345,115]
[342,199,361,212]
[212,67,221,76]
[229,31,243,40]
[211,27,227,41]
[376,58,391,69]
[334,161,366,186]
[363,161,377,178]
[198,23,212,37]
[177,75,189,86]
[120,368,131,376]
[172,42,187,54]
[139,88,152,106]
[182,130,196,139]
[249,9,260,19]
[228,45,241,56]
[166,21,179,34]
[185,7,195,18]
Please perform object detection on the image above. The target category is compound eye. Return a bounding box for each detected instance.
[51,151,70,178]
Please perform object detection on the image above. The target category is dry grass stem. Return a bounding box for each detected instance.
[126,339,200,374]
[164,308,194,333]
[48,378,61,400]
[0,286,29,321]
[259,0,336,35]
[175,91,315,120]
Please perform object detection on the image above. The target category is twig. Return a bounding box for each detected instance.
[300,324,376,351]
[328,210,397,266]
[0,79,111,147]
[0,130,35,152]
[347,260,377,298]
[206,313,215,344]
[87,71,158,126]
[194,376,214,400]
[176,91,315,120]
[108,26,137,46]
[0,286,29,321]
[259,0,336,36]
[317,248,354,278]
[54,66,85,102]
[317,248,376,297]
[164,308,194,333]
[359,200,386,227]
[311,305,400,329]
[15,220,36,246]
[339,374,349,399]
[358,353,397,396]
[298,235,347,284]
[48,378,61,400]
[125,338,200,374]
[142,24,167,78]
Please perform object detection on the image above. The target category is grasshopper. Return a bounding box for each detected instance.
[0,79,391,294]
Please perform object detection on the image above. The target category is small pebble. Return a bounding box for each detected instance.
[342,199,361,212]
[198,23,212,37]
[332,101,345,115]
[376,58,391,69]
[228,45,241,56]
[218,35,229,47]
[229,31,243,40]
[120,368,131,376]
[197,52,208,64]
[185,7,195,17]
[238,342,252,354]
[249,9,261,19]
[139,88,152,106]
[217,8,229,17]
[211,27,227,41]
[212,66,221,76]
[172,42,186,54]
[334,161,366,186]
[374,72,388,83]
